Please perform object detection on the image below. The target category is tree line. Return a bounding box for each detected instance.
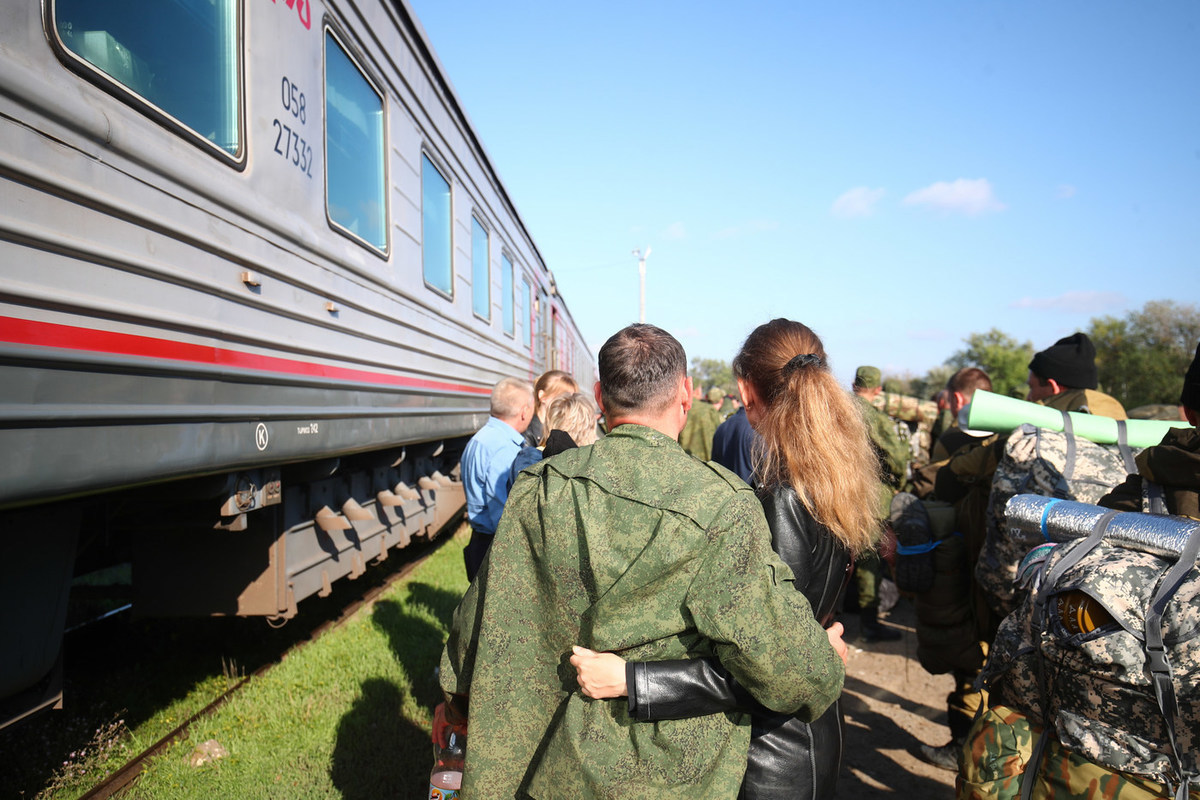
[689,300,1200,414]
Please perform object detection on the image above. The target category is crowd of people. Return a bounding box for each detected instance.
[434,320,1200,800]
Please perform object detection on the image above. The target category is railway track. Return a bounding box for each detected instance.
[3,521,460,800]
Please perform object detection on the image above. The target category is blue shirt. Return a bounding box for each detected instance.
[711,407,758,485]
[462,416,525,535]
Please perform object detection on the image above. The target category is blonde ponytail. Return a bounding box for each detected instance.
[736,320,881,556]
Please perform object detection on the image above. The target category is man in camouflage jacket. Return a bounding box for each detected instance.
[851,365,906,642]
[440,323,846,800]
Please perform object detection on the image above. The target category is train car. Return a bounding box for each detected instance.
[0,0,594,729]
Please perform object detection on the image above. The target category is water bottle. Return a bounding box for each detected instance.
[428,729,465,800]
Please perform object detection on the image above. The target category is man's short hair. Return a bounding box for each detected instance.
[491,377,533,419]
[598,324,686,417]
[947,367,992,400]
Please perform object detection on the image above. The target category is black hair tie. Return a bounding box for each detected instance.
[782,353,823,375]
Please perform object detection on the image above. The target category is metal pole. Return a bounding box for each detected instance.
[633,247,651,323]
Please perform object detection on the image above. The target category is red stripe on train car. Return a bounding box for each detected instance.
[0,316,489,395]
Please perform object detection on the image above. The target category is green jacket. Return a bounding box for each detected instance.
[1099,426,1200,519]
[441,424,844,800]
[678,401,722,461]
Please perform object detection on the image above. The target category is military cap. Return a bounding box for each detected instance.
[707,387,726,404]
[1028,332,1098,389]
[1182,341,1200,410]
[854,365,882,389]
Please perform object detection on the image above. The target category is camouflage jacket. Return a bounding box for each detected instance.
[857,395,910,482]
[856,395,909,516]
[679,401,722,461]
[440,424,844,800]
[1100,426,1200,520]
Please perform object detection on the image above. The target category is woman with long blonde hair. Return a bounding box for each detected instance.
[523,369,579,447]
[572,318,881,800]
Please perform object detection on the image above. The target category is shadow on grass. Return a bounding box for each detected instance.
[371,586,462,702]
[331,677,433,800]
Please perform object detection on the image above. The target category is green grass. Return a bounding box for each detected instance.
[116,527,468,800]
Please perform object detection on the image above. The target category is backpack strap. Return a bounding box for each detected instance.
[1143,479,1169,516]
[1019,728,1053,800]
[1020,509,1120,800]
[1115,420,1138,476]
[1143,524,1200,799]
[1059,411,1078,480]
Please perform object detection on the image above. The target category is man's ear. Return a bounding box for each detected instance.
[1047,378,1063,395]
[1184,406,1198,427]
[593,381,605,416]
[682,376,694,412]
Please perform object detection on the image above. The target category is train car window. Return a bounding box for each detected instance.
[421,154,453,296]
[537,288,549,362]
[502,253,515,337]
[522,278,534,349]
[325,31,387,253]
[471,216,491,320]
[52,0,241,159]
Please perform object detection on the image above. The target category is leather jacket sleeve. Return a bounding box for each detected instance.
[626,658,756,721]
[627,486,850,722]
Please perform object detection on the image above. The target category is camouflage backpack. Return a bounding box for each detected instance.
[976,420,1139,619]
[981,512,1200,799]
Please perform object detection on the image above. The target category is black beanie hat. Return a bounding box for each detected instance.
[1182,341,1200,410]
[1028,332,1098,390]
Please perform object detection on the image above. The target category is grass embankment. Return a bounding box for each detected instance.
[0,527,460,800]
[119,526,469,800]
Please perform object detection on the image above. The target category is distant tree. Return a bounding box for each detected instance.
[947,328,1034,398]
[689,357,735,397]
[912,365,955,401]
[1089,300,1200,409]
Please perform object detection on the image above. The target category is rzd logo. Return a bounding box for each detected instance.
[271,0,311,30]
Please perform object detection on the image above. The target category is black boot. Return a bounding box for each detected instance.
[860,607,901,642]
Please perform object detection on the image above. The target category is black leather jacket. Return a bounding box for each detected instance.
[626,485,852,799]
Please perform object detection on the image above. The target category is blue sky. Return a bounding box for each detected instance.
[407,1,1199,387]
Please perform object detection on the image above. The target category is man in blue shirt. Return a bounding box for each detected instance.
[461,377,534,581]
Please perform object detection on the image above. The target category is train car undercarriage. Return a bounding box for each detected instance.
[0,440,466,730]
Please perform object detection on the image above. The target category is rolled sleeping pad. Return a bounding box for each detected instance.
[965,390,1189,449]
[1005,494,1200,559]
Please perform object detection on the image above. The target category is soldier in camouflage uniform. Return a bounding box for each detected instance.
[933,333,1131,608]
[439,324,847,800]
[678,382,723,460]
[852,365,905,642]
